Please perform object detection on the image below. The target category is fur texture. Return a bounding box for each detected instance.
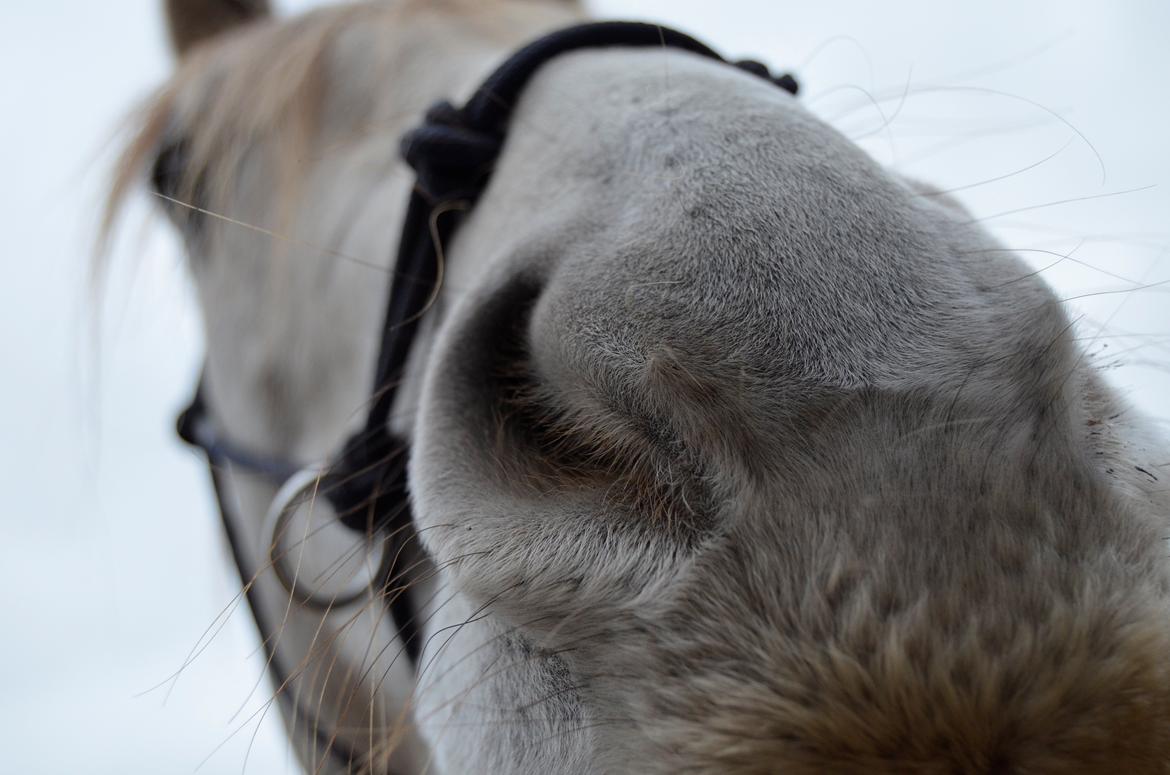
[112,1,1170,772]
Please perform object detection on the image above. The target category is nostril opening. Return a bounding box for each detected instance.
[442,271,620,474]
[458,276,626,486]
[445,274,585,475]
[438,273,714,536]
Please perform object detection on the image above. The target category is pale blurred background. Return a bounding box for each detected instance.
[2,1,1167,772]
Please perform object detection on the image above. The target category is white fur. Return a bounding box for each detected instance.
[136,1,1170,772]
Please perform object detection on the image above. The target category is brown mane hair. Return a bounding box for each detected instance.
[101,0,522,254]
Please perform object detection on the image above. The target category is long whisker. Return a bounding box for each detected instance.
[968,184,1157,225]
[891,115,1066,169]
[962,244,1141,286]
[135,581,253,700]
[151,192,474,298]
[151,192,391,274]
[917,85,1107,183]
[919,138,1072,196]
[1055,278,1170,305]
[847,65,914,145]
[983,240,1086,290]
[937,30,1073,86]
[809,83,897,161]
[797,35,875,91]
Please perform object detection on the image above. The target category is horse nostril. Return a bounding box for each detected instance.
[429,272,718,535]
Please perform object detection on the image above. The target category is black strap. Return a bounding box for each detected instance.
[333,21,799,535]
[204,464,366,771]
[176,385,301,482]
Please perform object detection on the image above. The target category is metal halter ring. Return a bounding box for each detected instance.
[263,467,393,612]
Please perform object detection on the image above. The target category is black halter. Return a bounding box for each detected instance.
[176,18,797,712]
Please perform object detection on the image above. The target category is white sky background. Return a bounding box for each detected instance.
[1,1,1167,773]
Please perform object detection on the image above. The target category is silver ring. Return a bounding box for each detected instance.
[263,467,390,611]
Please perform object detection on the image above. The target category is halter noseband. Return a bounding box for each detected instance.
[176,20,798,675]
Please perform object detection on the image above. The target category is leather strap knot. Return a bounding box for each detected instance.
[399,100,503,202]
[734,59,800,95]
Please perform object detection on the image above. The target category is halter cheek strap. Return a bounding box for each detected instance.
[176,384,301,481]
[175,18,799,670]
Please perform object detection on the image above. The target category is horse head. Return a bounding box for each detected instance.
[109,1,1170,772]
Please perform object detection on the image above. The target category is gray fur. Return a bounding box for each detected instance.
[408,49,1170,772]
[133,2,1170,772]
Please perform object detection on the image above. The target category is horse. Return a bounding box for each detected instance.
[106,0,1170,772]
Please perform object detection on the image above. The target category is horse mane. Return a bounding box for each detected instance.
[102,6,339,247]
[101,0,537,252]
